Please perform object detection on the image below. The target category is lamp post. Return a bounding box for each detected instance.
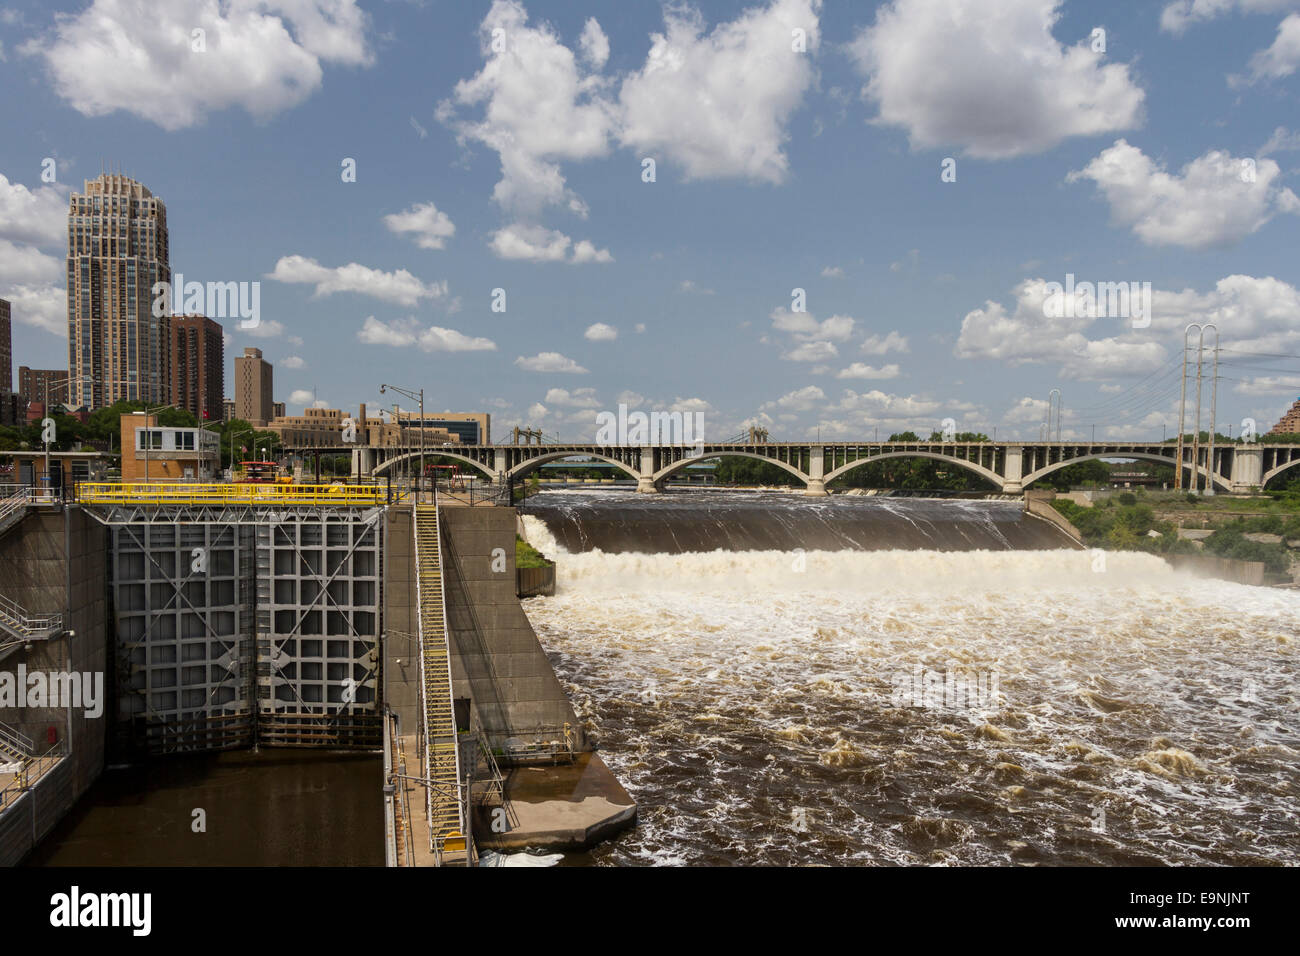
[39,375,72,497]
[380,384,425,499]
[225,424,254,477]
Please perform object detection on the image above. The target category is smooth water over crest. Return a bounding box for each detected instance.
[520,492,1300,866]
[524,490,1064,553]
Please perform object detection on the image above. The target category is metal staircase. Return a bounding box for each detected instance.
[0,486,30,540]
[0,721,33,764]
[0,593,63,654]
[413,498,465,862]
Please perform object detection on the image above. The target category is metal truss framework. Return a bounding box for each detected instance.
[84,502,385,753]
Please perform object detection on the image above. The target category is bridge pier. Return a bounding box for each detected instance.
[803,447,827,497]
[1001,447,1023,494]
[351,447,375,479]
[1230,446,1263,493]
[636,448,660,494]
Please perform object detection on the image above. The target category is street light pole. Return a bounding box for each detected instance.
[381,384,425,499]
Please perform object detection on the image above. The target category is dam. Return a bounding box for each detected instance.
[3,484,1296,866]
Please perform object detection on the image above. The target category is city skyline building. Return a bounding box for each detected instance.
[234,346,274,426]
[1268,398,1300,436]
[169,314,224,421]
[67,173,171,409]
[18,366,68,407]
[0,298,10,399]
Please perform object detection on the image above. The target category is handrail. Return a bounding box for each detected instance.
[0,593,63,640]
[0,720,34,759]
[76,482,388,506]
[0,742,64,814]
[414,488,465,863]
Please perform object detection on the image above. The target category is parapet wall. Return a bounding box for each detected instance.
[1023,490,1086,547]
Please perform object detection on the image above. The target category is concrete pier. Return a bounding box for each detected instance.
[474,752,636,853]
[382,501,637,863]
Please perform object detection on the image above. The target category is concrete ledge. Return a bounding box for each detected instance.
[474,752,636,853]
[1023,490,1086,548]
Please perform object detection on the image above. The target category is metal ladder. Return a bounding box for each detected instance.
[414,497,465,861]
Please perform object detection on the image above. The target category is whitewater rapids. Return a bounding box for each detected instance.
[518,493,1299,866]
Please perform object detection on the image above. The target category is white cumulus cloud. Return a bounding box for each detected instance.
[383,202,455,250]
[515,351,589,373]
[1068,139,1300,248]
[24,0,373,130]
[837,363,901,380]
[356,316,496,352]
[0,175,66,246]
[619,0,821,183]
[851,0,1144,159]
[268,256,448,306]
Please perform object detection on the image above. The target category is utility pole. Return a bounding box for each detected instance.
[1048,389,1062,442]
[1178,324,1218,495]
[1177,326,1194,491]
[1205,325,1220,497]
[1192,329,1205,494]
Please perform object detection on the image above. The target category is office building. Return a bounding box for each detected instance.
[118,411,220,481]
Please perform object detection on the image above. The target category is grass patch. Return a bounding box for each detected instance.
[516,535,552,569]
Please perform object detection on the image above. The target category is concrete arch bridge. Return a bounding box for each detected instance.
[357,440,1300,496]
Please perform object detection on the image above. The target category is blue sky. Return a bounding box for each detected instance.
[2,0,1300,441]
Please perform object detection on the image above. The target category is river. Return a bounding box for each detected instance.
[27,750,382,866]
[520,490,1300,866]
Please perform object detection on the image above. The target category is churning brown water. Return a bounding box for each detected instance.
[521,492,1300,866]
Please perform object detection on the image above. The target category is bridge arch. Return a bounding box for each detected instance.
[508,451,641,483]
[1262,456,1300,489]
[652,451,810,487]
[1021,452,1231,493]
[372,449,495,481]
[823,451,1002,489]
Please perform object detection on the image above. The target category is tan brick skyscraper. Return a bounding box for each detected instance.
[234,347,274,426]
[67,173,171,409]
[1268,398,1300,436]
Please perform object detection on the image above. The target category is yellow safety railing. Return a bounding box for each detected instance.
[75,482,388,507]
[414,499,465,861]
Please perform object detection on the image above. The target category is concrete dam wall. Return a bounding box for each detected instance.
[384,504,582,752]
[0,506,108,866]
